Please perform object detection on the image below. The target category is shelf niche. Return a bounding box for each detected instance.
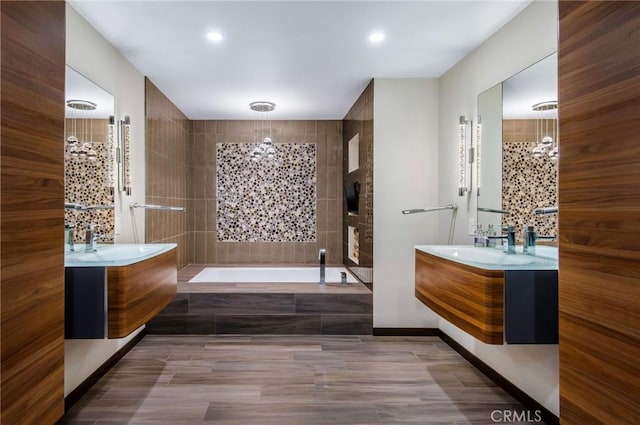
[348,133,359,173]
[348,225,360,264]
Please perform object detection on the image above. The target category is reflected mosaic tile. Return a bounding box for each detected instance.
[502,140,557,240]
[216,143,317,242]
[64,119,114,243]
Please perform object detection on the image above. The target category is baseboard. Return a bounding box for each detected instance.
[437,330,559,425]
[373,327,439,336]
[64,328,146,412]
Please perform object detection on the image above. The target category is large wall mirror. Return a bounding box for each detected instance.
[477,53,558,241]
[64,66,116,242]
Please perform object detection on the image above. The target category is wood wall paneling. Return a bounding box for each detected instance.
[414,250,504,344]
[558,2,640,424]
[1,2,66,424]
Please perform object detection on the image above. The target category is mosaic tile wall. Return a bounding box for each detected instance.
[145,78,191,269]
[191,120,343,265]
[502,119,558,241]
[216,143,317,242]
[343,80,374,284]
[64,118,114,243]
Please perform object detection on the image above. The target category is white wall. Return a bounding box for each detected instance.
[438,0,559,415]
[64,4,146,397]
[373,78,440,328]
[66,4,145,244]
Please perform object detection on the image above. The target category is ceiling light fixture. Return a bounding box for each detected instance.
[248,101,276,162]
[369,32,386,43]
[66,99,98,162]
[206,31,223,42]
[531,101,558,160]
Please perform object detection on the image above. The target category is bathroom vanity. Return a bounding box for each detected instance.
[64,244,177,338]
[415,245,558,344]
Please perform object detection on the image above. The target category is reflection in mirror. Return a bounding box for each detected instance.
[477,53,558,243]
[65,66,116,243]
[477,83,503,236]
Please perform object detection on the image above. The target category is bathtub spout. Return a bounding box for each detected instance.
[318,249,326,286]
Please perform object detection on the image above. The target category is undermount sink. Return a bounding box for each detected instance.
[415,245,558,270]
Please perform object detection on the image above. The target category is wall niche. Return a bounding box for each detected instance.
[342,80,373,285]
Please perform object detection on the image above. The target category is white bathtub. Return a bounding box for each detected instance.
[189,266,359,284]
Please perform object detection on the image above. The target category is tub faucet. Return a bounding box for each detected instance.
[85,224,98,252]
[319,248,326,285]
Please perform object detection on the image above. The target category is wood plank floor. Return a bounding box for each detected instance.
[59,335,535,425]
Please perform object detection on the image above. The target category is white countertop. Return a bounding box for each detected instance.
[64,243,176,267]
[415,245,558,271]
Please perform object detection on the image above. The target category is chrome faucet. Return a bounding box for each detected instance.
[523,225,537,254]
[85,224,98,252]
[488,225,516,254]
[523,225,556,255]
[534,206,558,215]
[65,224,75,252]
[318,248,326,285]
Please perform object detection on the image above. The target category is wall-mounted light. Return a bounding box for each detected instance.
[107,116,116,194]
[117,116,132,196]
[458,115,470,196]
[476,115,482,196]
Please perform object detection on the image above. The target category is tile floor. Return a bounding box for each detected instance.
[59,335,536,425]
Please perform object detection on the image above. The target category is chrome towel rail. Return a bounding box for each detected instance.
[129,203,185,212]
[477,207,510,215]
[401,204,458,215]
[65,203,114,211]
[401,203,459,245]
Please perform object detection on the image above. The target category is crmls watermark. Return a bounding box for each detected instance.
[490,409,543,423]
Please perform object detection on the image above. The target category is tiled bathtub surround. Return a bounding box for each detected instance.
[502,119,558,240]
[192,120,343,264]
[64,118,114,242]
[147,265,372,335]
[145,78,191,269]
[216,143,317,242]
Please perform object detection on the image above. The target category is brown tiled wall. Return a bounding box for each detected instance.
[342,81,373,283]
[145,78,191,269]
[191,120,343,264]
[502,119,558,240]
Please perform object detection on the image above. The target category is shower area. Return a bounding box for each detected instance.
[144,79,373,335]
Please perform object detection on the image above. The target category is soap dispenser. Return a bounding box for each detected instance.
[487,224,497,248]
[474,224,485,247]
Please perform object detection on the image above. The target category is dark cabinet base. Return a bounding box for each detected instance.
[65,267,107,339]
[504,270,558,344]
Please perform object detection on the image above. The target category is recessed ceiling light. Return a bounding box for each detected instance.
[206,31,223,42]
[369,32,386,43]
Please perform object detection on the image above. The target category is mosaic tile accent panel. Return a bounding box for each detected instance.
[502,140,557,240]
[64,118,114,243]
[216,143,317,242]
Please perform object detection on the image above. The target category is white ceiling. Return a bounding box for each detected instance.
[70,0,531,120]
